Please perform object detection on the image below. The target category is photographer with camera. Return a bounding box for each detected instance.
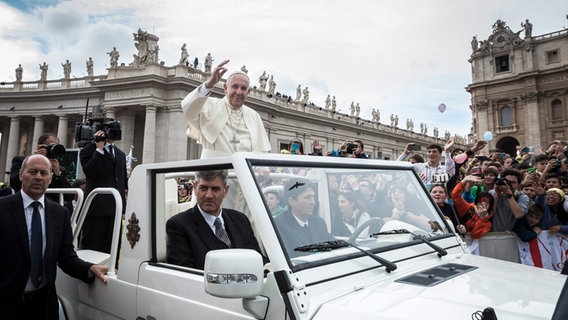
[489,169,529,232]
[7,133,71,198]
[79,129,127,253]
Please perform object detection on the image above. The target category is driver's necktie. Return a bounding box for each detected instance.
[214,218,232,247]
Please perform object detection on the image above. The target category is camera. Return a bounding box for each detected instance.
[345,143,358,154]
[42,143,66,159]
[494,177,509,186]
[74,105,122,147]
[408,143,421,151]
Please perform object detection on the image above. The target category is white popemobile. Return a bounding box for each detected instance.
[55,153,567,320]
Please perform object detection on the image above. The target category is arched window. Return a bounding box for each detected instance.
[500,106,513,126]
[551,99,564,119]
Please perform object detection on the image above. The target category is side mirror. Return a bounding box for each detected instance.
[204,249,264,298]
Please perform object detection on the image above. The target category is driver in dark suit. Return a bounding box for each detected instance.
[275,178,335,257]
[165,169,263,269]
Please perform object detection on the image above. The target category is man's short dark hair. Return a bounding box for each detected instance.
[354,139,364,150]
[501,168,522,182]
[545,172,561,182]
[196,170,228,185]
[38,133,58,145]
[427,144,443,153]
[284,178,314,201]
[534,154,549,163]
[476,156,490,163]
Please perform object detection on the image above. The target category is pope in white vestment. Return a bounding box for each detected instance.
[181,67,271,159]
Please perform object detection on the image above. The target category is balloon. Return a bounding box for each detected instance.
[454,153,469,164]
[438,103,446,113]
[483,131,493,141]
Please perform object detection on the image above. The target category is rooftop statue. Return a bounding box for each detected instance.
[179,43,189,65]
[39,62,48,80]
[15,64,23,81]
[86,57,94,77]
[108,47,119,68]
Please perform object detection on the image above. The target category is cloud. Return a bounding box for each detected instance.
[2,0,567,137]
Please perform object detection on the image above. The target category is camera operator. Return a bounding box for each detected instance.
[7,133,71,198]
[489,169,529,232]
[79,130,127,253]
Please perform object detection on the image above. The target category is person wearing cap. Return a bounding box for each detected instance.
[535,185,568,234]
[181,59,271,159]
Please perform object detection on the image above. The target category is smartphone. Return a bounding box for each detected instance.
[291,143,300,153]
[409,144,421,151]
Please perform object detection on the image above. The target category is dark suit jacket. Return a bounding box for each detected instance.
[275,210,335,258]
[166,206,263,269]
[0,192,93,319]
[79,142,127,217]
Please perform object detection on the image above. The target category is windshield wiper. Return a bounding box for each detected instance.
[371,229,448,258]
[295,240,397,272]
[295,240,348,252]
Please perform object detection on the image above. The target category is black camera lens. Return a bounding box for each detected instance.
[45,143,66,159]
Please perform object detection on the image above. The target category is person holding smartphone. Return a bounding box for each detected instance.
[397,140,456,187]
[289,138,304,155]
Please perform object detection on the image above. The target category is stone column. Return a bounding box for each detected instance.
[0,123,10,181]
[105,106,116,121]
[142,105,157,164]
[118,113,135,158]
[525,98,540,148]
[31,116,44,149]
[57,115,68,147]
[5,116,21,175]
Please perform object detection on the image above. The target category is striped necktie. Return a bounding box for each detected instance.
[214,218,232,247]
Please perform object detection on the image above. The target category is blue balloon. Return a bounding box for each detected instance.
[483,131,493,141]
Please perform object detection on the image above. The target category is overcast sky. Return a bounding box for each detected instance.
[1,0,567,137]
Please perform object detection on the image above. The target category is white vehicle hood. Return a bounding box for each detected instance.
[312,255,565,320]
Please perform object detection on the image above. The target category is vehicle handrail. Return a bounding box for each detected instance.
[73,187,122,277]
[45,188,84,230]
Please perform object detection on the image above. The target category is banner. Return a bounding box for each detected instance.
[517,231,568,271]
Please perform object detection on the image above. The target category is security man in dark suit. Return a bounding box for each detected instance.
[0,155,108,320]
[166,169,263,269]
[275,178,335,257]
[79,130,127,253]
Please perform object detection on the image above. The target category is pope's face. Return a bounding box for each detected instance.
[224,74,250,108]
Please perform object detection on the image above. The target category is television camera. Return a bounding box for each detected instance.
[74,103,122,148]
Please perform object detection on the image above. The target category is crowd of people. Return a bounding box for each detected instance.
[260,136,568,269]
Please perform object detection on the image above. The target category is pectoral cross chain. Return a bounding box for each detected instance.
[230,134,240,150]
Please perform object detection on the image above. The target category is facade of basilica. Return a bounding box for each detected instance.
[467,19,568,156]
